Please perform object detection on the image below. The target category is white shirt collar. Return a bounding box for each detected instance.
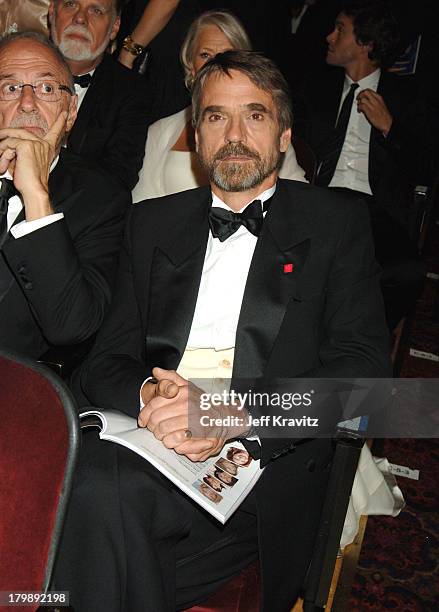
[73,68,95,110]
[77,68,95,78]
[346,68,381,90]
[211,183,277,213]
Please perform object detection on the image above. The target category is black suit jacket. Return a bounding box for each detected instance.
[286,0,340,88]
[0,148,128,360]
[294,67,433,229]
[67,54,150,191]
[81,179,390,610]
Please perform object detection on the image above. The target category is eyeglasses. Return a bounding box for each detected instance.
[0,79,73,102]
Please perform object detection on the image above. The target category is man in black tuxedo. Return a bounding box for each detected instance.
[0,32,128,361]
[48,0,150,191]
[294,0,430,330]
[54,51,389,611]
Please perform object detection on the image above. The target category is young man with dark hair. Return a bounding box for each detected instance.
[339,0,401,68]
[49,0,150,190]
[295,0,431,331]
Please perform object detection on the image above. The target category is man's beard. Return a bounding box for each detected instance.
[198,142,282,192]
[52,19,112,63]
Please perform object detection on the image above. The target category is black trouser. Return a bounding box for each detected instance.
[330,188,425,331]
[53,430,258,612]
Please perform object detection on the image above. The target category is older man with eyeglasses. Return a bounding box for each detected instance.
[0,31,128,366]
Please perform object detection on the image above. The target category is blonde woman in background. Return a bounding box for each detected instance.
[132,9,306,202]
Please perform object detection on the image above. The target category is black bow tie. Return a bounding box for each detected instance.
[0,177,18,241]
[208,198,272,242]
[73,73,92,88]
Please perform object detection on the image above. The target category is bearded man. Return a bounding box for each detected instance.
[48,0,150,191]
[54,51,389,612]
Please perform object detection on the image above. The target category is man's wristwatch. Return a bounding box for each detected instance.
[122,35,144,57]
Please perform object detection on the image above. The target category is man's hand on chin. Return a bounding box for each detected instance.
[138,366,251,462]
[0,111,67,220]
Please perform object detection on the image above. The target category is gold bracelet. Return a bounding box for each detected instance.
[122,35,144,57]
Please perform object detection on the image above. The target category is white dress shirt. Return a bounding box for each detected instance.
[74,68,95,110]
[186,184,276,350]
[2,156,62,238]
[140,184,276,413]
[330,69,381,195]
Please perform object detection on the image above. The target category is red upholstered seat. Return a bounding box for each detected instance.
[0,351,79,612]
[182,561,260,612]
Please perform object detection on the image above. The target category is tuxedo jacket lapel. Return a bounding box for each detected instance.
[0,185,19,302]
[49,151,87,212]
[369,72,397,187]
[233,181,312,379]
[0,152,84,303]
[312,69,346,163]
[67,57,108,153]
[145,190,211,369]
[145,183,313,378]
[323,69,345,127]
[1,207,24,249]
[0,190,20,302]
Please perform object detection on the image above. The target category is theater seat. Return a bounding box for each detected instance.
[0,350,79,612]
[182,560,260,612]
[183,432,363,612]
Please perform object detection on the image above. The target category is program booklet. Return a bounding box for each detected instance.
[80,409,263,523]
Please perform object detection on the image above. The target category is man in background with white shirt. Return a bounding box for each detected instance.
[295,0,431,331]
[55,50,389,611]
[0,32,127,363]
[48,0,150,191]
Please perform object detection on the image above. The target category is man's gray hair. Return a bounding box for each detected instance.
[192,50,293,134]
[0,31,74,90]
[52,0,126,15]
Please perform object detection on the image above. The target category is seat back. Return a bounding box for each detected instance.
[302,432,363,610]
[183,431,363,612]
[410,175,439,252]
[0,351,79,608]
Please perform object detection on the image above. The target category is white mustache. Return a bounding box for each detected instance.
[63,24,92,43]
[10,115,49,132]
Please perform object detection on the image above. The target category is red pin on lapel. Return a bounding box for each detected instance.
[283,263,294,273]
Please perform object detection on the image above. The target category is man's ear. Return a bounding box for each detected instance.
[110,15,121,41]
[279,128,291,153]
[360,40,373,59]
[66,94,78,133]
[194,127,199,152]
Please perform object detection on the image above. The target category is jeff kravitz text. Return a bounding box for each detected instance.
[199,414,319,428]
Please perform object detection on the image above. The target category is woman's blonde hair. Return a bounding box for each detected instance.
[180,10,252,91]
